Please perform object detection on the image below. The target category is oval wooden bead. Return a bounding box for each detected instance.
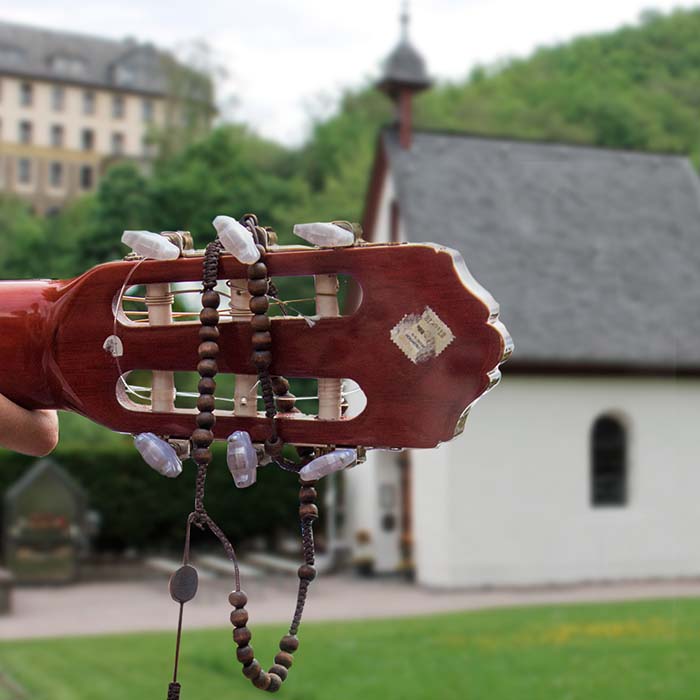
[242,659,262,680]
[279,635,299,653]
[196,411,215,429]
[255,243,267,257]
[276,394,296,412]
[236,645,255,665]
[298,564,316,581]
[274,652,293,669]
[228,590,248,608]
[252,331,272,350]
[299,503,319,521]
[247,261,268,280]
[249,296,269,315]
[191,447,212,464]
[252,671,271,690]
[197,359,218,377]
[269,664,288,682]
[201,290,220,308]
[233,627,252,646]
[168,564,198,603]
[264,436,283,456]
[247,278,269,296]
[191,429,213,447]
[251,315,271,332]
[252,351,272,369]
[299,486,317,503]
[198,377,216,395]
[198,341,219,359]
[200,307,220,326]
[199,326,220,342]
[230,608,249,627]
[197,395,216,413]
[266,673,282,693]
[271,376,289,395]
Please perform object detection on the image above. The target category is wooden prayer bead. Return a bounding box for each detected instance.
[249,296,269,315]
[299,503,319,521]
[198,377,216,395]
[242,659,262,679]
[247,261,268,279]
[252,331,272,350]
[247,278,269,296]
[191,447,212,464]
[198,341,219,359]
[197,359,218,377]
[298,564,316,581]
[255,243,266,257]
[200,307,220,326]
[196,411,215,429]
[264,436,283,456]
[191,429,213,447]
[274,652,293,669]
[271,376,289,395]
[228,590,248,608]
[269,664,288,682]
[252,350,272,369]
[252,671,271,690]
[199,325,220,342]
[279,635,299,653]
[233,627,252,646]
[266,673,282,692]
[230,608,248,627]
[201,290,220,308]
[196,395,215,412]
[251,315,271,332]
[276,393,296,412]
[236,645,255,665]
[299,486,317,503]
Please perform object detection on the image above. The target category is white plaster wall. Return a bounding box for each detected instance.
[412,375,700,587]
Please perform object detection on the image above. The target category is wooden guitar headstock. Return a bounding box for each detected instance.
[0,242,511,449]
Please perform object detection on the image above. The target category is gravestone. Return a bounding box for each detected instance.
[3,459,87,584]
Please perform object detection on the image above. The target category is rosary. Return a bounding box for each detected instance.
[164,214,349,697]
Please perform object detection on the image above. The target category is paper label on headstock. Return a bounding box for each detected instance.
[391,306,455,364]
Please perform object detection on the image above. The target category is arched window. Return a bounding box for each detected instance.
[591,415,627,507]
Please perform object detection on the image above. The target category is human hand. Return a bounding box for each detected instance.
[0,393,59,457]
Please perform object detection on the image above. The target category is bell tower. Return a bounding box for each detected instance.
[376,4,432,149]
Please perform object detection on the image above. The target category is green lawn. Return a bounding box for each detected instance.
[1,597,698,700]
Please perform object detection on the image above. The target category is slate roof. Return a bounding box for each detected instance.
[383,129,700,370]
[0,20,170,94]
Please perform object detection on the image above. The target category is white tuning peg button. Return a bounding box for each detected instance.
[122,231,180,260]
[299,449,357,482]
[226,431,258,488]
[292,222,354,248]
[134,433,183,478]
[213,215,261,264]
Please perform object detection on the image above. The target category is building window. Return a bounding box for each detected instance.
[80,165,94,190]
[19,81,33,106]
[142,98,154,122]
[52,85,65,111]
[81,128,95,151]
[591,415,627,507]
[49,162,63,188]
[18,120,32,144]
[83,90,95,115]
[17,158,32,184]
[50,124,64,148]
[111,132,125,155]
[112,94,125,119]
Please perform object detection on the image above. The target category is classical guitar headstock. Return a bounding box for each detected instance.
[0,222,511,452]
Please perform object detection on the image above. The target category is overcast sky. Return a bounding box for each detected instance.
[2,1,697,145]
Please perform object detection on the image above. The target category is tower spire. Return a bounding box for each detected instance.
[376,4,432,149]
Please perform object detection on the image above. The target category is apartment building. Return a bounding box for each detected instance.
[0,20,208,214]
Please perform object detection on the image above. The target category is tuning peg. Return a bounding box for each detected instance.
[213,215,261,264]
[299,449,357,482]
[226,430,258,488]
[292,222,354,248]
[133,433,183,478]
[122,231,181,260]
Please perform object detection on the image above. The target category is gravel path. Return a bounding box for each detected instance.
[2,575,700,641]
